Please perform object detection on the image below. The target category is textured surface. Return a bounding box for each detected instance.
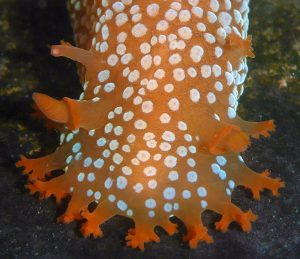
[0,0,299,258]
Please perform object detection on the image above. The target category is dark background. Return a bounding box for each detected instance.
[0,0,299,258]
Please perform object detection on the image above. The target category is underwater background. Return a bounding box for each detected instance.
[0,0,299,258]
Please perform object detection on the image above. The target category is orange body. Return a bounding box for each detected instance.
[16,0,284,250]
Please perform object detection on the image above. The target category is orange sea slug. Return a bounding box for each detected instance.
[16,0,284,250]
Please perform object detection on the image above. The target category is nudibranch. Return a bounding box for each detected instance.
[16,0,285,250]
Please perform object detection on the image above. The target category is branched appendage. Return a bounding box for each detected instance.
[183,218,213,248]
[126,223,160,251]
[80,201,115,238]
[235,117,276,139]
[57,190,95,224]
[16,150,66,181]
[25,175,71,204]
[215,203,257,232]
[240,169,285,200]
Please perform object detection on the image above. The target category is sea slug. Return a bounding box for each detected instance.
[16,0,285,250]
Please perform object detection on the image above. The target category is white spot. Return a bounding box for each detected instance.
[109,140,119,151]
[176,146,188,157]
[107,54,119,66]
[215,46,223,58]
[162,131,175,142]
[197,22,206,32]
[137,150,151,162]
[86,189,93,197]
[225,72,234,85]
[72,143,81,153]
[165,9,177,21]
[145,198,156,209]
[77,172,85,182]
[197,187,207,197]
[121,53,133,64]
[143,132,155,141]
[173,68,185,81]
[148,211,155,218]
[190,88,201,103]
[98,70,110,82]
[144,166,157,177]
[187,158,196,167]
[104,82,115,93]
[101,24,109,40]
[215,81,223,91]
[178,26,192,40]
[146,79,158,91]
[228,107,236,119]
[228,180,235,189]
[164,155,177,168]
[211,163,221,174]
[164,84,174,93]
[114,126,123,136]
[147,4,159,17]
[94,158,104,169]
[113,153,123,164]
[122,166,132,176]
[184,134,192,142]
[204,32,216,43]
[141,55,152,70]
[134,119,147,130]
[127,209,133,217]
[108,194,116,202]
[94,191,101,200]
[192,7,203,18]
[104,123,113,133]
[201,65,212,78]
[218,12,232,27]
[182,190,191,199]
[216,156,227,166]
[201,200,208,208]
[207,11,217,23]
[84,157,92,167]
[187,67,197,78]
[156,20,169,31]
[104,177,113,189]
[168,98,180,111]
[169,53,182,65]
[140,42,151,54]
[207,92,216,104]
[219,170,227,180]
[127,134,136,143]
[123,111,134,122]
[117,200,128,211]
[164,203,172,213]
[133,183,143,193]
[187,171,198,183]
[190,45,204,63]
[163,187,176,200]
[87,172,96,182]
[159,142,171,152]
[117,176,128,189]
[179,10,191,22]
[142,101,154,113]
[115,13,128,27]
[148,179,157,189]
[167,171,178,183]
